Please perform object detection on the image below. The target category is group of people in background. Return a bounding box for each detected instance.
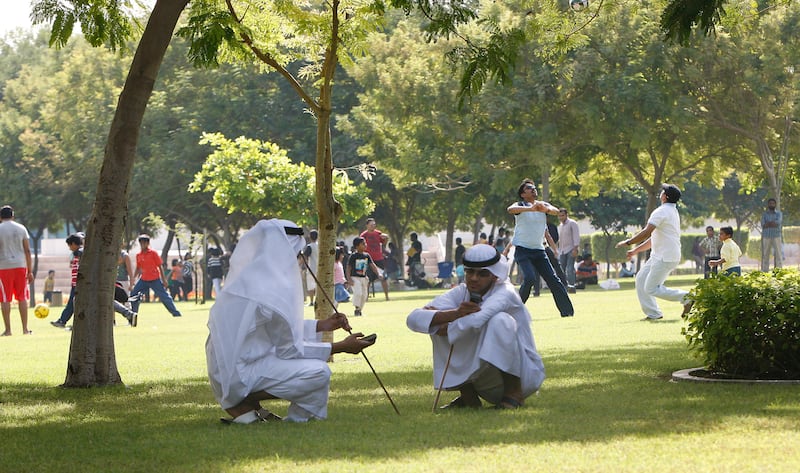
[0,186,786,339]
[308,218,420,317]
[299,217,441,317]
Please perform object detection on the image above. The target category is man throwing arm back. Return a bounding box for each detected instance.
[407,244,545,410]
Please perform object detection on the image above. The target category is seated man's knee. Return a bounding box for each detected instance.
[487,312,517,337]
[298,361,332,392]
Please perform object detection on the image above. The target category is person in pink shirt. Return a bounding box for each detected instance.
[332,247,350,308]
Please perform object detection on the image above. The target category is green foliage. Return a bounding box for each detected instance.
[660,0,726,45]
[190,133,373,226]
[587,232,630,265]
[449,26,526,106]
[178,9,239,68]
[190,132,314,222]
[32,0,134,50]
[571,189,647,234]
[783,226,800,243]
[684,269,800,379]
[745,236,761,260]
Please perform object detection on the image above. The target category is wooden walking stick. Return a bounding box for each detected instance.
[301,256,401,415]
[432,344,454,412]
[431,291,480,412]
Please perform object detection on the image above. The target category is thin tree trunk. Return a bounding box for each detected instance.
[313,0,342,343]
[63,0,189,387]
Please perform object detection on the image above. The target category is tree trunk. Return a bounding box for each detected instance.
[313,1,341,342]
[444,202,456,262]
[63,0,189,387]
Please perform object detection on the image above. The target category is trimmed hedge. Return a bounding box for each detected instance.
[683,269,800,379]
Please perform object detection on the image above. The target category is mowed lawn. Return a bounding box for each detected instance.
[1,274,798,473]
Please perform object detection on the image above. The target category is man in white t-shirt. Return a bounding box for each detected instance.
[616,184,691,320]
[0,205,34,336]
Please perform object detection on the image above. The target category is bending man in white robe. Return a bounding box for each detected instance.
[407,244,545,410]
[206,219,374,424]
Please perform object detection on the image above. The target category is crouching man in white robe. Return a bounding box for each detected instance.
[407,244,545,409]
[206,219,375,424]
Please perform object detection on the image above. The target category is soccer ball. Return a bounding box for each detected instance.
[34,303,50,319]
[570,0,589,10]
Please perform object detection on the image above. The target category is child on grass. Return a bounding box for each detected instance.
[708,226,742,276]
[43,270,55,303]
[346,237,384,316]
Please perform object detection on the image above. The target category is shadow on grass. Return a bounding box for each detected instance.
[2,342,799,471]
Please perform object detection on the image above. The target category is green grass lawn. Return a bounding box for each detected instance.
[2,274,798,472]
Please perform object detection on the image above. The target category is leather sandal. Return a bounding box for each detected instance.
[439,396,480,410]
[495,396,523,410]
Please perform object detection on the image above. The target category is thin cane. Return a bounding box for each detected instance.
[432,344,454,412]
[301,255,401,415]
[432,290,480,412]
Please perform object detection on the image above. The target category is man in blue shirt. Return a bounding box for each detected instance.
[506,179,574,317]
[760,198,783,271]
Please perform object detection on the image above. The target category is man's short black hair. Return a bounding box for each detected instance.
[0,206,13,219]
[66,234,83,246]
[661,184,682,204]
[517,179,535,198]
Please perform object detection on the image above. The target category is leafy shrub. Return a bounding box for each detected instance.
[783,226,800,242]
[683,269,800,379]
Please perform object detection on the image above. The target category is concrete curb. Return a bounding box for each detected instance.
[672,367,800,385]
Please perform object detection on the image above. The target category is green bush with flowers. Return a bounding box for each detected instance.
[683,269,800,379]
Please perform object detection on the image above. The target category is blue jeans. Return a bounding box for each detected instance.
[131,279,181,317]
[558,252,577,286]
[514,246,574,316]
[57,287,77,324]
[724,266,741,276]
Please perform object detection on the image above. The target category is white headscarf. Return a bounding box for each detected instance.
[463,244,509,282]
[221,219,305,328]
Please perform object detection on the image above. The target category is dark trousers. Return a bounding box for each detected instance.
[57,287,76,324]
[514,246,574,316]
[704,256,719,279]
[527,247,569,295]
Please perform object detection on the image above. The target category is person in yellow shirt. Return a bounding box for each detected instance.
[43,270,55,303]
[708,227,742,276]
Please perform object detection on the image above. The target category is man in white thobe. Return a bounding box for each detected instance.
[206,219,374,424]
[407,244,545,409]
